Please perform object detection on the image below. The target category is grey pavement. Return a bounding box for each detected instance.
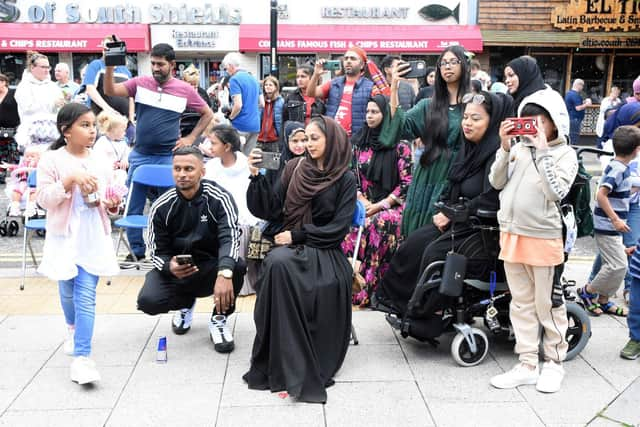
[1,262,639,426]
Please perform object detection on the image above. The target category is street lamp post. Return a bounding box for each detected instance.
[270,0,279,79]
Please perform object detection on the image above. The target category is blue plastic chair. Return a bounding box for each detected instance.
[21,170,46,291]
[349,199,367,345]
[114,164,175,267]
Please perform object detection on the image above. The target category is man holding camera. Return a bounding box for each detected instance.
[306,47,375,137]
[220,52,260,156]
[137,146,246,353]
[83,36,134,123]
[104,43,213,262]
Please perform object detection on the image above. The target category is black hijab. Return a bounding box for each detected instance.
[507,56,546,111]
[448,92,514,184]
[351,95,398,202]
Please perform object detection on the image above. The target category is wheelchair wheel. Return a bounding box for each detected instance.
[8,220,19,236]
[451,327,489,367]
[0,220,7,236]
[564,301,591,361]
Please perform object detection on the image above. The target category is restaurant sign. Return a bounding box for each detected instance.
[580,34,640,48]
[552,0,640,32]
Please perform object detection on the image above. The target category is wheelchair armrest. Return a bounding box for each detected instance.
[476,209,497,219]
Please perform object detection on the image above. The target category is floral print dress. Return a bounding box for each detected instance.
[342,142,413,306]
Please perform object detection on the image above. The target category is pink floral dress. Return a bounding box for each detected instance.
[341,142,413,306]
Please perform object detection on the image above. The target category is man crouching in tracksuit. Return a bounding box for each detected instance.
[137,145,246,353]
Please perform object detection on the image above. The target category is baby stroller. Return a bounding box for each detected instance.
[1,169,43,237]
[378,148,601,367]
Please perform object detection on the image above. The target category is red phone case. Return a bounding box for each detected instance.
[507,118,537,135]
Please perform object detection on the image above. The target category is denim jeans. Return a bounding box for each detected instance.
[569,118,582,145]
[125,150,173,257]
[588,203,640,292]
[58,266,99,357]
[629,276,640,341]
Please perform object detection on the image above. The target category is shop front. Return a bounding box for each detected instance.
[150,25,239,89]
[479,0,640,137]
[0,23,149,85]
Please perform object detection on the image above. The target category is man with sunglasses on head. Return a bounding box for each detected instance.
[104,42,213,263]
[307,47,375,137]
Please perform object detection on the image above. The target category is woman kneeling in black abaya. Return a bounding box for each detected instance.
[375,91,513,316]
[243,116,357,403]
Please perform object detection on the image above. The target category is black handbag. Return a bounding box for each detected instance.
[439,252,467,297]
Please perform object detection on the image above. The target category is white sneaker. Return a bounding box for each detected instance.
[63,327,74,356]
[209,314,234,353]
[171,302,195,335]
[536,361,565,393]
[70,356,101,385]
[8,201,20,217]
[24,202,36,218]
[490,363,539,389]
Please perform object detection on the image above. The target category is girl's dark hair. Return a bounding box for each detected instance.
[520,102,557,140]
[297,64,314,77]
[309,116,327,135]
[50,103,93,150]
[420,45,471,167]
[210,124,241,152]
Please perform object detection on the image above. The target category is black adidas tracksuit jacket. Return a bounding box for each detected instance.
[145,179,240,274]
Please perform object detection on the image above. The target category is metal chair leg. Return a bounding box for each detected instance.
[27,231,37,267]
[20,226,28,291]
[350,323,359,345]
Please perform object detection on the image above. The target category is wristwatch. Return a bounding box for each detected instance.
[218,269,233,279]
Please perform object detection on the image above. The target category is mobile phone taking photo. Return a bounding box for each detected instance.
[255,151,281,170]
[507,117,537,136]
[175,254,193,265]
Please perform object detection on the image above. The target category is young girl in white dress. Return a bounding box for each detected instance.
[37,103,122,385]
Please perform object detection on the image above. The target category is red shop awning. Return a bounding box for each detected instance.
[239,24,483,53]
[0,23,150,53]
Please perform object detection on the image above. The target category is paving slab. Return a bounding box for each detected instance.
[400,334,523,403]
[598,376,640,426]
[324,381,434,427]
[517,358,620,425]
[9,366,132,411]
[0,315,65,352]
[0,351,53,412]
[0,409,110,427]
[106,383,222,427]
[578,326,637,392]
[219,362,307,407]
[426,400,544,427]
[216,405,325,427]
[335,343,414,382]
[349,310,399,345]
[47,315,158,368]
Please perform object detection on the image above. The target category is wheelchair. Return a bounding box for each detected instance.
[380,199,592,367]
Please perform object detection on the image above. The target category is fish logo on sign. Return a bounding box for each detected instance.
[418,3,459,23]
[0,0,19,22]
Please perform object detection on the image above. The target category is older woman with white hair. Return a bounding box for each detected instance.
[14,52,64,147]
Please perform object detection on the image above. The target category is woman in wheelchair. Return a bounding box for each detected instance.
[488,89,578,393]
[375,91,514,315]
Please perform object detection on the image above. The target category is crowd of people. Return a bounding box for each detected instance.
[3,38,640,404]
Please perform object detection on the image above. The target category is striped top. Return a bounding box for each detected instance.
[593,159,632,235]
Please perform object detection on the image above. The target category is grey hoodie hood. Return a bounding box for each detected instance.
[517,85,571,144]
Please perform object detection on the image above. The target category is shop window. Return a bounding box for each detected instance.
[612,55,640,99]
[260,54,317,90]
[73,53,138,85]
[488,46,526,84]
[570,54,608,103]
[532,54,567,94]
[0,53,58,86]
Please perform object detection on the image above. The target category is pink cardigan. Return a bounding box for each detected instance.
[36,148,113,236]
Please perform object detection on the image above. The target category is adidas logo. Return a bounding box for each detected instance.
[200,214,208,223]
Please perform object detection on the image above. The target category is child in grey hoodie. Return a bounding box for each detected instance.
[488,87,578,394]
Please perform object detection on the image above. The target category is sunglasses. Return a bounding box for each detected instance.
[462,93,486,104]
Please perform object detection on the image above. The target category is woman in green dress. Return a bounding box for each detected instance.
[375,45,471,313]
